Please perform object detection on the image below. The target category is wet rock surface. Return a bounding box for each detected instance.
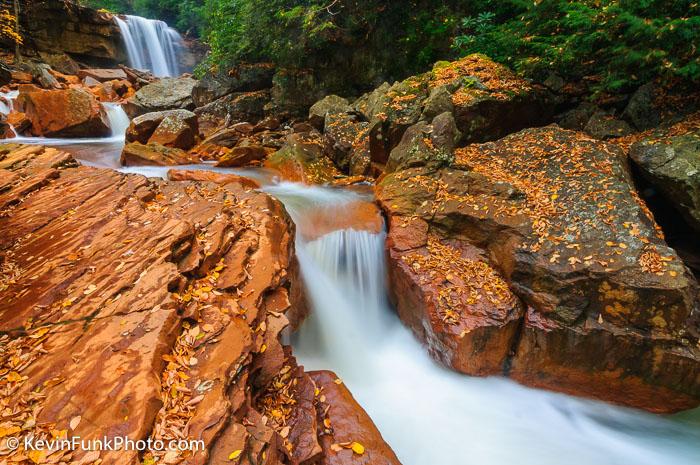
[629,129,700,233]
[15,86,110,137]
[310,371,402,465]
[377,125,700,412]
[0,144,398,464]
[265,132,341,184]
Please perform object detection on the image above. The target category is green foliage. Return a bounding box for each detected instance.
[200,0,469,87]
[83,0,205,36]
[452,0,700,93]
[84,0,700,94]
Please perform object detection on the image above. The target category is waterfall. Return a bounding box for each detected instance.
[263,181,700,465]
[114,15,183,77]
[102,102,130,138]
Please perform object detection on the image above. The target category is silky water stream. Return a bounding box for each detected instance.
[3,119,699,464]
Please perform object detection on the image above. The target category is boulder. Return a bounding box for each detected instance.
[148,110,199,150]
[0,116,13,139]
[6,111,31,134]
[556,102,599,131]
[78,68,128,82]
[630,129,700,232]
[270,68,323,116]
[124,77,197,117]
[584,111,634,139]
[323,112,372,175]
[376,124,700,412]
[623,82,661,131]
[265,132,340,184]
[120,141,199,166]
[16,86,110,137]
[309,95,351,130]
[310,371,402,465]
[352,54,551,167]
[215,145,269,167]
[23,62,60,89]
[38,51,80,75]
[195,90,269,130]
[192,62,275,107]
[126,109,197,146]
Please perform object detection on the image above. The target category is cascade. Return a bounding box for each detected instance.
[264,181,700,465]
[114,15,183,77]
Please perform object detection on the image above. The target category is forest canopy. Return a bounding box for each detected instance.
[84,0,700,93]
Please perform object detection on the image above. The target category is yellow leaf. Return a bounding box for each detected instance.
[0,425,21,438]
[351,442,365,455]
[6,371,22,382]
[27,450,45,464]
[228,450,242,461]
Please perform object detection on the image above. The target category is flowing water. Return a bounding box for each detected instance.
[2,64,699,463]
[114,15,183,77]
[264,182,700,465]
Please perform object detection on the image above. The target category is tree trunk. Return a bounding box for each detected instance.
[13,0,21,63]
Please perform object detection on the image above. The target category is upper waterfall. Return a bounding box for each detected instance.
[114,15,183,77]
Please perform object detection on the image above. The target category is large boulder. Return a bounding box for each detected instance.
[630,129,700,232]
[192,62,275,107]
[16,86,110,137]
[309,94,351,130]
[194,90,269,131]
[120,141,199,166]
[265,132,340,184]
[148,111,199,150]
[124,77,197,117]
[352,54,552,167]
[377,124,700,412]
[126,109,198,150]
[623,82,661,131]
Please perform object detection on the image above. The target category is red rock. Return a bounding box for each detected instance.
[310,371,402,465]
[6,111,30,134]
[78,68,128,82]
[0,144,318,465]
[10,71,32,83]
[16,86,110,137]
[120,141,199,166]
[376,124,700,412]
[167,168,261,189]
[215,145,269,167]
[88,81,119,102]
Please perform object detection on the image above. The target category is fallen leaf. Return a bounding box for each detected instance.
[351,442,365,455]
[69,415,81,430]
[228,450,242,461]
